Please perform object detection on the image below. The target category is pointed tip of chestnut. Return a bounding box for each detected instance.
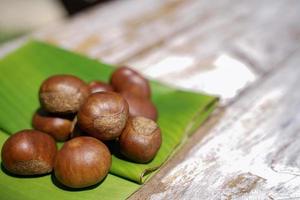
[39,74,89,114]
[77,92,129,141]
[1,130,57,175]
[119,116,162,163]
[110,66,151,99]
[54,136,111,188]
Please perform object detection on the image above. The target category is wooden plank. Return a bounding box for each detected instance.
[35,0,257,103]
[126,0,300,102]
[128,0,300,72]
[35,0,243,63]
[129,49,300,199]
[0,0,300,198]
[35,0,195,61]
[35,0,300,103]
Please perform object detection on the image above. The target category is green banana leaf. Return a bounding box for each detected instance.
[0,41,218,199]
[0,130,139,200]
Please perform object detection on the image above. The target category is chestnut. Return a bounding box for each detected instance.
[77,92,129,141]
[70,124,87,139]
[121,92,158,121]
[39,75,89,114]
[32,109,74,142]
[110,66,151,99]
[88,81,114,94]
[54,137,111,188]
[119,116,162,163]
[1,130,57,175]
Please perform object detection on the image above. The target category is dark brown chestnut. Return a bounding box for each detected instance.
[119,116,162,163]
[77,92,129,141]
[39,75,89,114]
[88,81,114,94]
[110,66,151,99]
[54,137,111,188]
[1,130,57,175]
[32,109,74,141]
[121,92,158,121]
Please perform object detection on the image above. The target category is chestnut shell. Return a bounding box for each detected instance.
[39,74,89,114]
[88,81,114,94]
[121,92,158,121]
[54,137,111,188]
[77,92,129,141]
[1,130,57,175]
[32,109,74,141]
[119,117,162,163]
[110,66,151,99]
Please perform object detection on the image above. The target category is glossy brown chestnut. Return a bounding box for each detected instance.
[77,92,129,141]
[39,74,89,114]
[119,116,162,163]
[32,109,74,141]
[88,81,114,94]
[121,92,158,121]
[54,137,111,188]
[110,66,151,99]
[1,130,57,175]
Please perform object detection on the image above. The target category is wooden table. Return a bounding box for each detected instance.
[1,0,300,199]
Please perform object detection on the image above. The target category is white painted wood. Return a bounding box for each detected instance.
[130,49,300,199]
[1,1,300,198]
[127,0,300,102]
[35,0,300,102]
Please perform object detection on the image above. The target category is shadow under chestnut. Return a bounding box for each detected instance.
[50,173,107,192]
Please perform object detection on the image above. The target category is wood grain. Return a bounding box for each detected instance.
[35,0,300,102]
[129,49,300,199]
[1,0,300,199]
[127,0,300,102]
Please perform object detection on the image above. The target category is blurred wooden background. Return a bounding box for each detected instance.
[1,0,300,199]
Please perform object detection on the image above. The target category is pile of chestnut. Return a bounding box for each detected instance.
[1,67,162,188]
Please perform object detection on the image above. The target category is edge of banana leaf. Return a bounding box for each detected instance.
[138,97,218,183]
[0,40,219,186]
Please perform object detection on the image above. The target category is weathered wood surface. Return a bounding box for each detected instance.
[35,0,300,102]
[126,0,300,102]
[130,49,300,199]
[1,0,300,199]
